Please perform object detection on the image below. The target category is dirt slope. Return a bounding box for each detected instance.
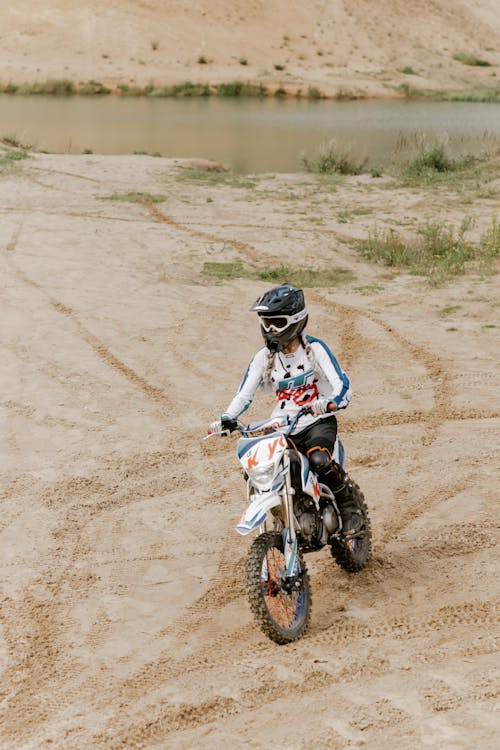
[1,1,499,96]
[0,152,498,749]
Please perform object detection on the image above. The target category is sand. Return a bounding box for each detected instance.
[0,1,499,97]
[0,149,499,748]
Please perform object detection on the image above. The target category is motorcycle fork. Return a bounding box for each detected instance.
[281,451,298,577]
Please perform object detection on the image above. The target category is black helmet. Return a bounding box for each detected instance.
[250,283,308,352]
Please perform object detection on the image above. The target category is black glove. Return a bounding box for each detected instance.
[221,416,238,433]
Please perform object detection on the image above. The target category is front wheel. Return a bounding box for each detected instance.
[330,481,372,572]
[246,532,311,644]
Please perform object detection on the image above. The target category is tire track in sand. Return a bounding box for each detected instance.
[6,258,172,409]
[0,449,191,744]
[95,599,497,749]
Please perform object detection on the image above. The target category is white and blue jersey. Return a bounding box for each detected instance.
[223,335,351,434]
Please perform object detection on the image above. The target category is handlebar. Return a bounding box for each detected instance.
[205,406,312,440]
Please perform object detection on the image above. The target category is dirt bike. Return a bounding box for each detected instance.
[206,406,372,644]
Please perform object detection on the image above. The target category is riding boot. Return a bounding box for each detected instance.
[323,462,363,535]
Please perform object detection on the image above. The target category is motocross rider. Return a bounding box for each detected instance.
[209,283,363,535]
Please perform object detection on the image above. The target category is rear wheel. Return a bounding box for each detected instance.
[331,481,372,572]
[246,532,311,644]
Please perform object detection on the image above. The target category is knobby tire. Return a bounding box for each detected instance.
[246,532,311,645]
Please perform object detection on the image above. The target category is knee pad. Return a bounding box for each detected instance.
[308,449,331,476]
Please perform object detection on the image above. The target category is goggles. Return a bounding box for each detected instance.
[259,308,307,333]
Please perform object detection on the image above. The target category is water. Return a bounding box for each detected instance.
[1,95,498,173]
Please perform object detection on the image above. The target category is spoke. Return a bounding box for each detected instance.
[262,546,298,628]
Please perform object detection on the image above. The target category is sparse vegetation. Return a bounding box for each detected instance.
[176,168,257,189]
[401,66,417,75]
[14,79,76,96]
[1,134,32,149]
[307,86,322,100]
[0,147,29,174]
[117,84,144,96]
[133,150,162,157]
[335,87,360,100]
[453,52,491,67]
[197,55,208,65]
[202,262,354,287]
[357,217,500,284]
[392,133,487,181]
[170,82,211,97]
[301,139,368,175]
[79,80,110,95]
[100,192,165,203]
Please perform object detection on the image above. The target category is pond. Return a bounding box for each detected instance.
[0,95,499,173]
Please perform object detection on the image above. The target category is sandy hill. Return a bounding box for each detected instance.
[1,1,499,96]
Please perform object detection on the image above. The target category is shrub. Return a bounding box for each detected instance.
[301,139,367,175]
[117,84,144,96]
[307,86,322,100]
[216,82,243,96]
[17,79,76,95]
[172,81,210,97]
[0,82,19,94]
[79,80,110,95]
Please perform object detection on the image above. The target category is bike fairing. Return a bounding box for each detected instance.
[223,335,351,433]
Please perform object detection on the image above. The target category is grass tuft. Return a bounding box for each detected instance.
[0,147,29,174]
[301,139,367,175]
[101,192,165,203]
[453,52,491,67]
[202,262,354,287]
[357,217,499,284]
[393,132,483,180]
[16,79,76,95]
[79,80,110,95]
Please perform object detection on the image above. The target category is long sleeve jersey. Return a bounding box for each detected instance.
[223,335,351,434]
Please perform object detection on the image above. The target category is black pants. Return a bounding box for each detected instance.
[288,414,346,493]
[289,414,338,460]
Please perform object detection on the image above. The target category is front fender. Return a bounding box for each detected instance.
[235,492,281,536]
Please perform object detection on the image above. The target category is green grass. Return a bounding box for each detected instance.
[79,80,110,95]
[357,217,500,285]
[440,305,462,315]
[170,82,211,97]
[15,79,76,95]
[176,167,258,189]
[301,139,368,175]
[391,132,497,186]
[202,262,354,287]
[1,134,32,149]
[453,52,491,67]
[133,150,162,157]
[216,82,267,97]
[307,86,322,100]
[0,148,29,174]
[100,192,165,203]
[397,84,500,103]
[353,284,384,294]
